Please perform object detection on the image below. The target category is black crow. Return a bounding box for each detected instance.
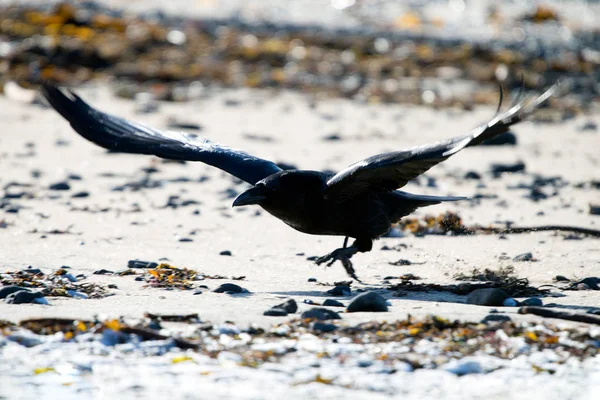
[41,84,557,280]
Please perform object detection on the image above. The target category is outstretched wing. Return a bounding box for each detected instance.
[324,84,558,203]
[41,85,282,185]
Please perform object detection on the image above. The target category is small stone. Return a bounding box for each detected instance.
[312,322,338,332]
[513,252,534,262]
[134,276,145,281]
[71,191,90,198]
[464,171,482,180]
[347,292,389,312]
[307,277,317,282]
[93,269,114,275]
[263,307,288,317]
[590,204,600,216]
[178,238,193,242]
[5,290,45,304]
[555,275,570,282]
[127,260,158,269]
[0,286,31,299]
[48,181,70,191]
[521,297,543,306]
[213,283,245,294]
[491,161,525,177]
[481,314,512,323]
[326,285,351,296]
[301,307,342,320]
[503,298,519,307]
[467,288,510,306]
[274,299,298,313]
[219,250,232,256]
[323,299,345,307]
[577,277,600,290]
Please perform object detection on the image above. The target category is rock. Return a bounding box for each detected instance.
[5,290,46,304]
[326,285,351,296]
[71,191,90,198]
[274,299,298,313]
[481,314,512,323]
[590,204,600,216]
[555,275,570,282]
[127,260,158,269]
[48,181,70,191]
[513,252,534,262]
[307,277,317,282]
[347,292,388,312]
[323,299,345,307]
[577,277,600,290]
[503,298,519,307]
[464,171,482,180]
[466,288,510,306]
[178,238,193,242]
[263,307,288,317]
[444,359,482,376]
[521,297,543,306]
[219,250,232,256]
[93,269,114,275]
[67,290,88,299]
[482,131,517,146]
[491,161,525,177]
[0,286,31,299]
[301,307,341,320]
[213,283,246,294]
[312,322,338,332]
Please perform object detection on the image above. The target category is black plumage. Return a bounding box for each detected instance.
[41,83,558,280]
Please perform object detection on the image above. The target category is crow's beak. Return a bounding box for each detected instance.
[232,186,267,207]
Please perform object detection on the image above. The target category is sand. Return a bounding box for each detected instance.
[0,82,599,399]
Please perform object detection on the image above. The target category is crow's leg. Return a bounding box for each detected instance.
[315,237,372,281]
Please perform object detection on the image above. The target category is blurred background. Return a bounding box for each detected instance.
[0,0,598,116]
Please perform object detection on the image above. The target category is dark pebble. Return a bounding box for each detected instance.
[274,299,298,313]
[263,307,289,317]
[107,284,118,289]
[513,252,534,262]
[67,174,82,180]
[481,314,512,323]
[322,134,342,141]
[193,289,204,295]
[590,204,600,216]
[464,171,482,180]
[323,299,345,307]
[521,297,543,306]
[482,131,517,146]
[326,285,351,297]
[134,276,145,281]
[48,181,70,191]
[219,250,232,256]
[578,277,600,290]
[0,286,31,299]
[213,283,245,294]
[71,191,90,198]
[347,292,388,312]
[22,267,42,274]
[467,288,510,307]
[179,238,193,242]
[491,161,525,177]
[93,269,114,275]
[5,290,45,304]
[307,277,317,282]
[301,307,341,320]
[312,322,338,332]
[128,260,158,269]
[555,275,570,282]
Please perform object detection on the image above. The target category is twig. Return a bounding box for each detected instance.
[519,306,600,325]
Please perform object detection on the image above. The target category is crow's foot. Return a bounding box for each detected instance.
[315,247,361,281]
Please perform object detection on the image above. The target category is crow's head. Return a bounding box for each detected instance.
[232,170,326,209]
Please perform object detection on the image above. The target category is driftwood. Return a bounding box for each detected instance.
[519,306,600,325]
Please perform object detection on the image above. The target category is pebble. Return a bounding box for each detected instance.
[263,307,289,317]
[300,307,342,320]
[466,288,510,307]
[503,298,519,307]
[577,277,599,290]
[323,299,345,307]
[491,161,525,177]
[464,171,482,180]
[71,191,90,198]
[0,286,31,299]
[128,260,158,269]
[213,283,246,294]
[481,314,512,323]
[93,269,114,275]
[307,277,317,282]
[347,292,389,312]
[521,297,543,306]
[590,204,600,216]
[274,299,298,313]
[48,181,71,191]
[513,252,534,262]
[312,322,338,332]
[219,250,232,256]
[326,285,351,296]
[555,275,570,282]
[5,290,46,304]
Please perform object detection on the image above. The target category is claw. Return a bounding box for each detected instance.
[315,247,362,281]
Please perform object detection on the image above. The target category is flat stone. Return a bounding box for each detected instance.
[263,307,288,317]
[467,288,510,307]
[301,307,341,320]
[213,283,245,294]
[323,299,345,307]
